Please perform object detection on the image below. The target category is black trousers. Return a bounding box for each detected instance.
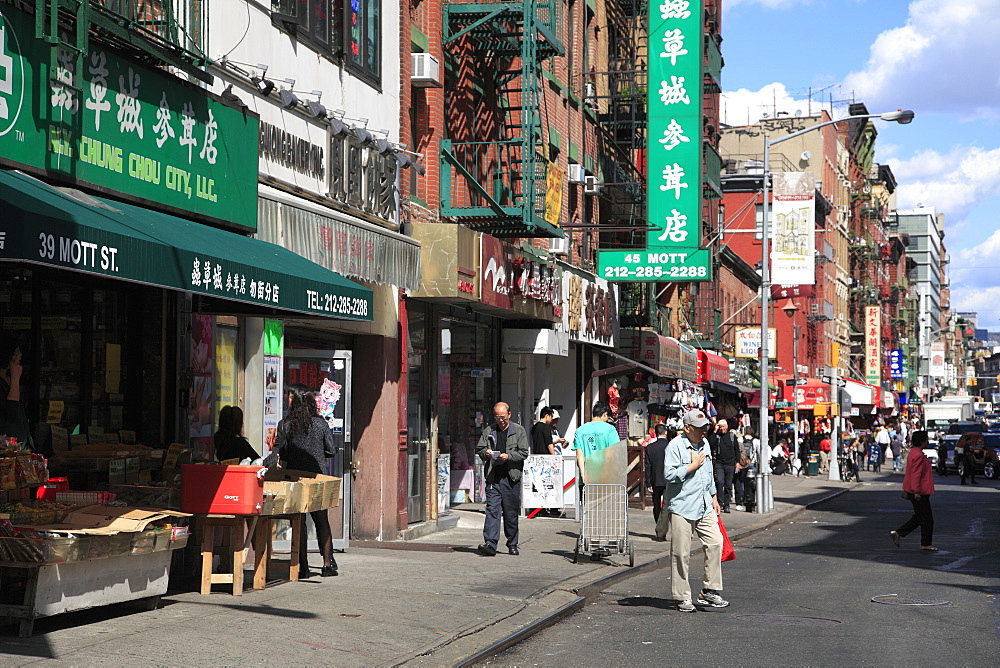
[714,462,735,508]
[734,468,755,507]
[650,485,666,523]
[896,495,934,547]
[960,453,977,483]
[483,477,520,549]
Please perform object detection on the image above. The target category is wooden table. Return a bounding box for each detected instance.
[197,512,304,595]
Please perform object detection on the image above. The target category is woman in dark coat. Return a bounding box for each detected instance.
[890,430,937,551]
[274,387,339,576]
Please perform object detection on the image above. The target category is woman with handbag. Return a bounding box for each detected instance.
[890,430,937,551]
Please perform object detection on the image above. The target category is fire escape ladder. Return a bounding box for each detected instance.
[442,0,565,238]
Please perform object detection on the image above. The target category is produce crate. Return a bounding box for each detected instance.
[0,536,81,564]
[109,484,181,510]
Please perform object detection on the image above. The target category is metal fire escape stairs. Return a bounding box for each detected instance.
[442,0,564,238]
[28,0,212,85]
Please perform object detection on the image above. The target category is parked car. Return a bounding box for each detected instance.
[938,430,1000,479]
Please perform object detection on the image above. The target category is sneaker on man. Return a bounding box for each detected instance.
[677,599,696,613]
[697,589,729,608]
[734,504,745,511]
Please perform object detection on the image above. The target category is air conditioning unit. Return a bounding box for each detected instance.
[567,164,585,183]
[583,175,600,195]
[411,53,442,88]
[584,82,597,110]
[549,236,569,255]
[811,303,820,315]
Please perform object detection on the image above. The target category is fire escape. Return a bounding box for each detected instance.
[29,0,212,84]
[441,0,565,237]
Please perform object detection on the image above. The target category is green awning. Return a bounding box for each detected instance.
[0,170,373,321]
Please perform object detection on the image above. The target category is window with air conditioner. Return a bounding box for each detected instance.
[411,53,442,87]
[549,236,569,255]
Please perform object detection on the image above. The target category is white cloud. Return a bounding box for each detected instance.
[842,0,1000,115]
[721,83,814,126]
[889,146,1000,221]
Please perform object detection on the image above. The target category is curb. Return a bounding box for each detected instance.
[453,484,858,667]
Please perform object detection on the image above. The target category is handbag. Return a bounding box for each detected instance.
[718,515,736,562]
[901,490,914,501]
[739,443,751,469]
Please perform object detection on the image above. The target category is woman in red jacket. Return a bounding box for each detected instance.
[890,430,937,551]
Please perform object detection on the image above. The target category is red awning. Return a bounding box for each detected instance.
[697,350,731,384]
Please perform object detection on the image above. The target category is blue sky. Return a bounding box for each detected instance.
[719,0,1000,329]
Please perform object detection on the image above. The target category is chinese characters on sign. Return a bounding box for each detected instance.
[865,306,881,385]
[734,327,777,359]
[646,1,702,252]
[0,7,258,230]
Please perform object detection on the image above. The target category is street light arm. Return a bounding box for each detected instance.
[767,111,915,148]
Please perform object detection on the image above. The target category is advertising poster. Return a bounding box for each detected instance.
[189,315,214,458]
[437,453,451,512]
[215,327,238,408]
[522,455,564,509]
[262,355,282,453]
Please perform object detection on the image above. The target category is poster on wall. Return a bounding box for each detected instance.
[190,315,214,459]
[215,327,238,408]
[438,453,451,512]
[522,455,564,509]
[262,356,281,453]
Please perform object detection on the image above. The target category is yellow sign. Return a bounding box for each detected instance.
[543,161,565,226]
[46,400,65,424]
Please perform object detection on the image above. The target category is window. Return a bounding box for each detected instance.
[272,0,381,85]
[347,0,381,84]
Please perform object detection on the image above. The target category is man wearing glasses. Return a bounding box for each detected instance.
[476,402,529,556]
[661,409,729,613]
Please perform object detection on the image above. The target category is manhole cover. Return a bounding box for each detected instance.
[734,615,841,626]
[871,595,950,606]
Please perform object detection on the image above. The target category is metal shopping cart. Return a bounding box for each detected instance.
[573,484,634,566]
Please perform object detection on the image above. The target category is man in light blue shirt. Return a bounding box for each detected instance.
[660,409,728,612]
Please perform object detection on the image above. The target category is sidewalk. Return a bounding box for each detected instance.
[0,474,857,666]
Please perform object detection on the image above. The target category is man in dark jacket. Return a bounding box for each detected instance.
[709,419,739,513]
[645,423,670,539]
[475,402,529,556]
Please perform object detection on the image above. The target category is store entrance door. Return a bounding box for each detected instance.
[406,351,428,523]
[284,350,353,549]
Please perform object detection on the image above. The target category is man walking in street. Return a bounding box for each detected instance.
[644,423,670,537]
[476,402,529,556]
[664,409,728,613]
[709,419,738,513]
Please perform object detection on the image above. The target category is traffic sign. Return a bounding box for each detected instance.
[786,378,799,385]
[597,248,713,282]
[821,375,847,387]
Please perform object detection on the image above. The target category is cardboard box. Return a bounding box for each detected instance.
[264,469,341,511]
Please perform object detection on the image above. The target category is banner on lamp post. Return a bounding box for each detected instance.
[770,172,816,285]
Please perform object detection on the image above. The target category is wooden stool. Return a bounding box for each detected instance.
[197,513,304,595]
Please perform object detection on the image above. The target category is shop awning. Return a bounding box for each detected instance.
[591,347,664,379]
[0,170,373,320]
[709,380,742,395]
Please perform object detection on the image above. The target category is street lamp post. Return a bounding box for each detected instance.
[755,109,914,515]
[781,298,801,474]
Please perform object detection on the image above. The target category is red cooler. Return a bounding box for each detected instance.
[181,464,266,514]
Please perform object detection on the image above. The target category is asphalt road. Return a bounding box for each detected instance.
[485,473,1000,667]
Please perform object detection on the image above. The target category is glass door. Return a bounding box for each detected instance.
[406,350,428,523]
[284,350,353,549]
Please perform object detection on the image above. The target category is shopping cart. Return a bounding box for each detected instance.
[573,483,634,566]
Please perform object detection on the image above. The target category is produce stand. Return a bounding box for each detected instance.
[0,506,190,638]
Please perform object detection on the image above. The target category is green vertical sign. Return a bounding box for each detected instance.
[0,6,259,230]
[646,0,703,250]
[263,319,284,356]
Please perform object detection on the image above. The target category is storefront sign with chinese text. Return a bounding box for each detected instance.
[0,6,258,230]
